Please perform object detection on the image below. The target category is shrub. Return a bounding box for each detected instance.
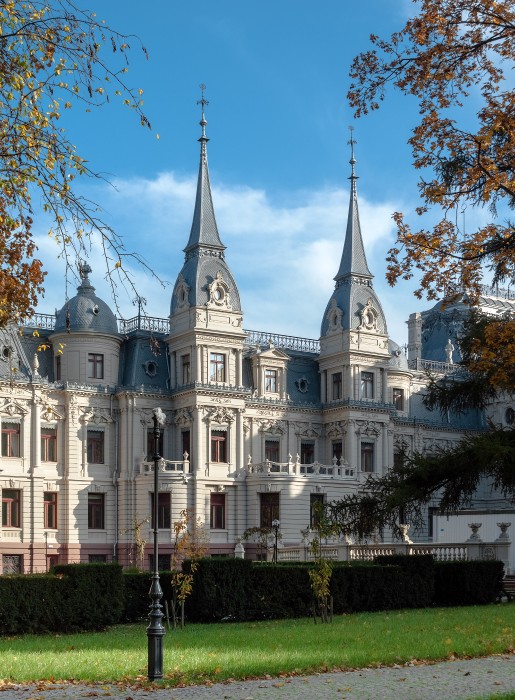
[373,554,435,608]
[185,558,252,622]
[433,560,504,606]
[0,574,66,635]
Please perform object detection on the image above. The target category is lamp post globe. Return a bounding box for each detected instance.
[147,407,166,681]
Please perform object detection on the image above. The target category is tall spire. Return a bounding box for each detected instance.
[184,84,225,254]
[334,127,372,284]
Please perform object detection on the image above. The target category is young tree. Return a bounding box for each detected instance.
[0,0,154,326]
[349,0,514,301]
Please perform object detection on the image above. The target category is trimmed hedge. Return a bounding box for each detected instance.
[0,563,124,635]
[373,554,435,609]
[434,560,504,606]
[122,570,174,622]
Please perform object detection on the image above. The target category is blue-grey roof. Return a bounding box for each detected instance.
[321,282,387,336]
[54,276,118,335]
[334,175,372,283]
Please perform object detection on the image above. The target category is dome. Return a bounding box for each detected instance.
[54,266,118,335]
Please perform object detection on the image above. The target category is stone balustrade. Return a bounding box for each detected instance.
[246,456,355,480]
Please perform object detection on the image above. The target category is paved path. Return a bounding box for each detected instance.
[1,655,514,700]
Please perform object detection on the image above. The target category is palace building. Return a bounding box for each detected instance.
[1,106,513,574]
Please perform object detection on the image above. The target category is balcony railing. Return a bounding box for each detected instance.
[246,456,355,480]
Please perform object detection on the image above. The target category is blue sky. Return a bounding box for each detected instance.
[33,0,480,345]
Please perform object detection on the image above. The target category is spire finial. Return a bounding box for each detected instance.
[197,83,209,138]
[348,125,357,179]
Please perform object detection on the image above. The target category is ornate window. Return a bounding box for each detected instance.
[2,554,22,574]
[181,354,191,384]
[361,442,374,472]
[260,492,279,528]
[88,493,105,529]
[211,430,227,463]
[265,369,277,393]
[151,492,171,529]
[1,422,20,457]
[300,441,315,464]
[44,492,58,529]
[2,489,21,527]
[393,388,404,411]
[41,428,57,462]
[210,493,226,529]
[87,430,105,464]
[87,353,104,379]
[361,371,374,399]
[332,372,342,400]
[265,440,280,462]
[209,352,226,382]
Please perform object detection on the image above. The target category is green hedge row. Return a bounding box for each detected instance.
[0,563,123,635]
[0,557,505,635]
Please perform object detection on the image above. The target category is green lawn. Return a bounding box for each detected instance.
[0,604,514,687]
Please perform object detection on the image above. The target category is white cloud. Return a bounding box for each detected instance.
[34,170,419,344]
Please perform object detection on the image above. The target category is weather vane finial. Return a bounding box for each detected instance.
[347,125,357,178]
[197,83,209,143]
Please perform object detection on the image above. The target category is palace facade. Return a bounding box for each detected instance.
[1,109,513,573]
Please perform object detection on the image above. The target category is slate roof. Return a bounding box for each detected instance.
[54,274,118,335]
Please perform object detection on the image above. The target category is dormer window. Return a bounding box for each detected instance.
[87,353,104,379]
[265,369,277,393]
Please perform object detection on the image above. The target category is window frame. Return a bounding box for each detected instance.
[41,427,57,462]
[210,492,226,529]
[87,353,104,379]
[361,371,374,399]
[332,372,342,400]
[210,429,227,463]
[265,440,280,463]
[1,422,20,457]
[87,492,105,529]
[310,493,325,528]
[209,352,226,383]
[393,387,404,411]
[361,441,375,473]
[2,488,21,528]
[265,368,278,393]
[260,492,279,528]
[150,492,171,529]
[300,440,315,465]
[44,491,58,529]
[87,430,105,464]
[147,429,164,461]
[181,354,191,385]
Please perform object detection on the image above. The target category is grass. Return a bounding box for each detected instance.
[0,604,514,687]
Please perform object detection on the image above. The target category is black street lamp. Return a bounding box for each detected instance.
[147,407,166,681]
[272,518,280,564]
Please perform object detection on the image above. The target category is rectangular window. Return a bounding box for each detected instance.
[361,442,375,473]
[310,493,325,528]
[1,422,20,457]
[147,429,164,461]
[393,387,404,410]
[55,355,61,381]
[332,440,343,461]
[87,430,105,464]
[265,369,277,393]
[44,492,58,529]
[209,352,226,382]
[428,506,439,539]
[181,354,191,385]
[41,428,57,462]
[87,353,104,379]
[211,430,227,462]
[2,489,21,527]
[265,440,280,462]
[88,493,105,529]
[260,492,279,528]
[47,555,58,571]
[182,430,191,463]
[300,441,315,464]
[210,493,226,529]
[151,492,171,529]
[2,554,22,574]
[361,371,374,399]
[332,372,342,400]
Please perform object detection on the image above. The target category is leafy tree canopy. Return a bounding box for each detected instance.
[348,0,514,302]
[0,0,153,326]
